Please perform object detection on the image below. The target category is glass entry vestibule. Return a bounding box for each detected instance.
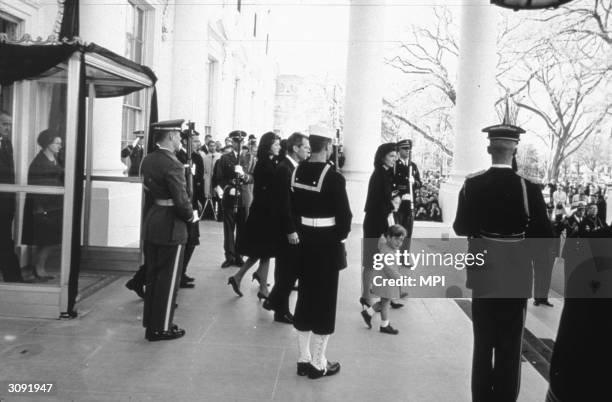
[0,39,156,319]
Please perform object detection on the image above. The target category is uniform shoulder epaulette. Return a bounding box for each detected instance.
[465,169,486,179]
[517,172,539,185]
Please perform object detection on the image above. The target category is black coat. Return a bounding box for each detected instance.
[22,151,64,246]
[236,156,279,258]
[363,166,395,238]
[274,157,298,238]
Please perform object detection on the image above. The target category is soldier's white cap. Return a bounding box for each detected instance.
[308,124,334,140]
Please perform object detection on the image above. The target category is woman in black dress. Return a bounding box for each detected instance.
[228,132,281,300]
[22,129,64,280]
[361,143,397,307]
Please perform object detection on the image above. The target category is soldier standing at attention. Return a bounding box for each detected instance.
[393,139,421,254]
[453,113,552,401]
[291,125,352,379]
[141,120,199,341]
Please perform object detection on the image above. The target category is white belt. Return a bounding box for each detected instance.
[155,199,174,207]
[301,216,336,228]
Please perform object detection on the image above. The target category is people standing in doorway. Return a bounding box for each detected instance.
[22,129,64,281]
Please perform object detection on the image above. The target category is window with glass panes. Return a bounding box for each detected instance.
[122,3,147,150]
[0,16,18,113]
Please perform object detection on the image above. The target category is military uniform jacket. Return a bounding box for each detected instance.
[393,159,421,200]
[141,148,193,245]
[291,161,352,270]
[453,167,553,297]
[176,148,205,210]
[214,150,253,208]
[121,144,144,176]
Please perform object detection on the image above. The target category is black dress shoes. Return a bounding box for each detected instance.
[274,312,294,324]
[221,260,233,268]
[380,324,399,335]
[308,361,341,379]
[183,275,195,283]
[360,310,372,329]
[145,326,186,342]
[125,279,145,299]
[262,299,273,311]
[390,301,404,309]
[234,258,244,267]
[297,362,311,376]
[180,281,195,289]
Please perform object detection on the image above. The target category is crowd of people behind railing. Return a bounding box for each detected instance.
[413,170,444,222]
[542,180,608,238]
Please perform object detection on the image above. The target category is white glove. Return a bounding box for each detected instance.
[190,210,200,223]
[401,194,412,201]
[190,164,196,176]
[287,232,300,245]
[234,165,245,175]
[229,188,236,196]
[409,176,415,184]
[214,186,223,199]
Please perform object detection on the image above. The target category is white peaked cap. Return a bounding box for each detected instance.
[308,124,334,139]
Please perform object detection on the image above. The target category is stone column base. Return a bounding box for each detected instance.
[343,170,371,224]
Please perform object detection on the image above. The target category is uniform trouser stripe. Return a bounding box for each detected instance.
[164,245,182,331]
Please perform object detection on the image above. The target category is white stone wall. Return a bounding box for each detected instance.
[4,0,278,246]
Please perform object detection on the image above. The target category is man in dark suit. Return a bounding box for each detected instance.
[291,125,352,379]
[0,110,23,283]
[200,134,213,155]
[121,131,145,177]
[141,120,199,341]
[264,132,310,324]
[393,139,421,252]
[214,130,252,268]
[175,134,206,288]
[453,117,553,401]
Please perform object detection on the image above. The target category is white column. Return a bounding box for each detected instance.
[343,0,386,223]
[439,0,498,229]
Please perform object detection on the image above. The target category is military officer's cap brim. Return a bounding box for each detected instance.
[151,119,185,131]
[229,130,247,140]
[482,124,526,142]
[397,139,412,148]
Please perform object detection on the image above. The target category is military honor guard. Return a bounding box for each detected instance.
[214,130,252,268]
[176,133,205,288]
[291,125,352,379]
[393,139,421,252]
[141,120,199,341]
[453,111,553,401]
[121,130,145,177]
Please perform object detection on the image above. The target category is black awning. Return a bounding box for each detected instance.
[0,41,157,97]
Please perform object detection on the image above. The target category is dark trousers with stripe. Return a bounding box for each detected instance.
[143,243,184,332]
[471,298,527,402]
[267,242,299,314]
[222,204,246,261]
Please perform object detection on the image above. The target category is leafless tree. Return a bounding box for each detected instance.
[514,42,611,181]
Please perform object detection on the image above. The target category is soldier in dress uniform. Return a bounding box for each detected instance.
[453,115,553,401]
[175,133,205,289]
[121,131,145,177]
[214,130,252,268]
[141,120,199,341]
[393,139,421,253]
[291,125,352,379]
